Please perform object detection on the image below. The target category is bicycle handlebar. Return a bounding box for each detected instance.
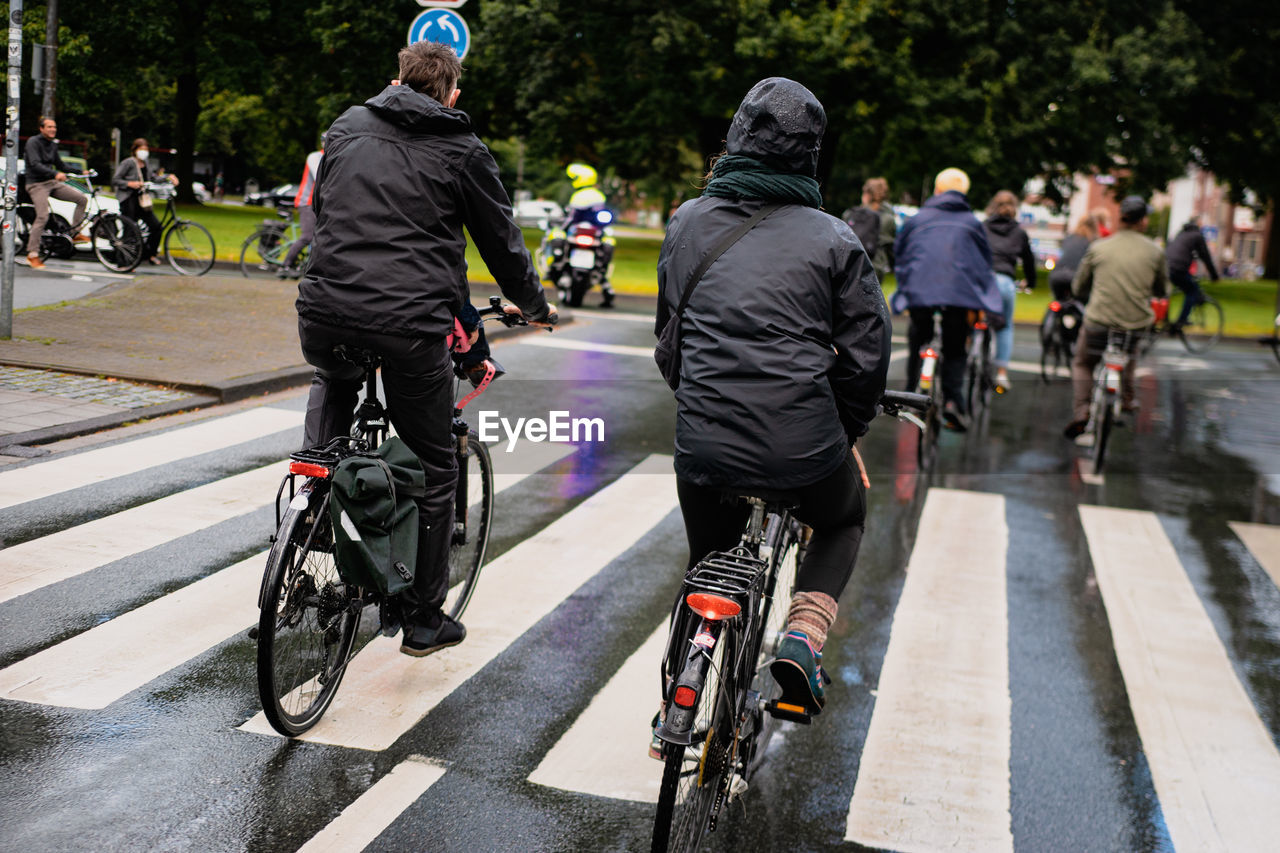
[878,390,931,415]
[478,295,558,328]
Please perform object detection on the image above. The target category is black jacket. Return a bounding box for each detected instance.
[297,85,549,338]
[1166,224,1219,279]
[24,135,67,183]
[657,197,890,489]
[983,215,1038,288]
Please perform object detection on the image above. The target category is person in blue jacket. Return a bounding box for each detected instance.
[891,168,1001,431]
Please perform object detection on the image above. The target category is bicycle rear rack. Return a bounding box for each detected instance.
[683,548,768,604]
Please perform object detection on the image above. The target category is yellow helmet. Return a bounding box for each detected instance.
[567,162,598,189]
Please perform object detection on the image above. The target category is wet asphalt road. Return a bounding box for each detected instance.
[1,308,1278,852]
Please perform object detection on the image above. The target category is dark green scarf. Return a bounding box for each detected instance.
[702,154,823,209]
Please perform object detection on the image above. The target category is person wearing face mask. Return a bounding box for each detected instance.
[112,138,177,265]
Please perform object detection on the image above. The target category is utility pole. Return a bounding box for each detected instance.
[41,0,56,118]
[3,0,25,340]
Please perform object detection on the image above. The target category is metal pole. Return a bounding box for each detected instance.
[41,0,56,118]
[3,0,25,340]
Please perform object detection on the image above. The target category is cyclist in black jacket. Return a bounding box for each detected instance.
[1166,218,1220,329]
[297,42,555,657]
[20,117,89,268]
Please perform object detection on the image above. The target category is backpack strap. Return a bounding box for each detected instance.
[672,203,783,320]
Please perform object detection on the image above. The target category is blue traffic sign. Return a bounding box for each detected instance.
[407,9,470,59]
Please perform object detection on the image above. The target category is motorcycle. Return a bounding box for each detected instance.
[538,209,617,308]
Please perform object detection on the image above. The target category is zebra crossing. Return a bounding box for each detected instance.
[1,390,1278,851]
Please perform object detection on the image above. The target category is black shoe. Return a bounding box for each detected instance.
[1063,419,1088,439]
[942,401,969,432]
[400,613,466,657]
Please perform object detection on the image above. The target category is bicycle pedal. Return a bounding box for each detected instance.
[765,699,813,725]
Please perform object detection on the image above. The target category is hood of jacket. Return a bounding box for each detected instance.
[725,77,826,177]
[364,85,473,134]
[984,214,1019,236]
[924,190,972,214]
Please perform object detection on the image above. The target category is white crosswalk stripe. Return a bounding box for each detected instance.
[1228,521,1280,590]
[516,337,656,358]
[294,756,446,853]
[0,407,302,511]
[1079,506,1280,853]
[239,454,678,751]
[0,462,282,605]
[0,443,577,710]
[845,488,1013,852]
[528,623,668,802]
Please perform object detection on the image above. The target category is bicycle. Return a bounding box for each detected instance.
[255,297,528,736]
[16,170,145,273]
[1139,279,1223,355]
[649,391,930,853]
[964,311,997,422]
[239,201,306,277]
[1039,298,1083,382]
[136,182,216,276]
[1081,328,1138,477]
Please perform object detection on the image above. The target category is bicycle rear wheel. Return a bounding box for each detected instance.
[652,635,734,853]
[164,220,216,276]
[257,482,361,736]
[91,214,144,273]
[1090,392,1114,477]
[443,431,493,620]
[1177,295,1223,353]
[916,380,942,471]
[239,227,284,276]
[743,521,801,775]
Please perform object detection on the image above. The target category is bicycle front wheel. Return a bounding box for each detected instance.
[91,214,144,273]
[164,220,216,276]
[257,483,361,737]
[239,227,283,277]
[652,636,733,853]
[444,431,494,621]
[1178,295,1224,353]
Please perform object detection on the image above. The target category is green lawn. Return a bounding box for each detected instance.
[183,202,1278,338]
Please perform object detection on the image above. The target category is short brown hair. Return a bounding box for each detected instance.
[131,138,149,154]
[38,115,55,128]
[398,42,462,104]
[862,177,888,202]
[986,189,1019,219]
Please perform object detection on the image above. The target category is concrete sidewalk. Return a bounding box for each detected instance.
[0,273,599,455]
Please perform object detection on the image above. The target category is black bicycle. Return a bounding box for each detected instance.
[1039,298,1083,382]
[255,298,529,736]
[964,311,997,422]
[1081,329,1137,476]
[140,181,217,276]
[649,391,930,853]
[16,170,145,272]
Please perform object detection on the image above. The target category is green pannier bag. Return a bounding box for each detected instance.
[328,436,426,597]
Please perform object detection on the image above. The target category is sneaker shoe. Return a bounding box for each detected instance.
[942,401,969,432]
[1062,419,1088,439]
[995,372,1011,394]
[400,613,466,657]
[72,234,91,244]
[769,631,830,715]
[26,255,45,269]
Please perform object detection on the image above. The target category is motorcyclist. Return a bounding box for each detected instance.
[542,163,617,307]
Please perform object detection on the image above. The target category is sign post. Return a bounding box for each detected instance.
[3,0,24,340]
[408,0,471,59]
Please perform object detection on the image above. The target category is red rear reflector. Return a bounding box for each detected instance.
[673,686,697,708]
[923,347,938,359]
[289,461,331,478]
[974,321,988,330]
[686,592,741,620]
[1049,301,1062,312]
[572,235,595,247]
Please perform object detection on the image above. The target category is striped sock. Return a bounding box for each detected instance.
[786,590,839,651]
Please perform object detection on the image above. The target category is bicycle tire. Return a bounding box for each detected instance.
[652,634,734,853]
[1091,393,1114,477]
[743,520,801,775]
[257,482,362,737]
[239,227,283,277]
[443,431,494,621]
[164,220,216,276]
[1178,296,1223,354]
[91,214,144,273]
[916,380,942,471]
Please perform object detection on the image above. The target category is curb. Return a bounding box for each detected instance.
[0,393,221,453]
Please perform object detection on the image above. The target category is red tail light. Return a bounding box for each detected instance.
[974,321,988,331]
[289,461,331,478]
[923,347,938,359]
[673,686,697,708]
[686,592,741,620]
[1049,301,1062,312]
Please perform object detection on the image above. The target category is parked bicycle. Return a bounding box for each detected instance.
[649,391,930,853]
[1039,298,1084,382]
[255,298,527,737]
[138,182,216,276]
[16,170,144,273]
[1139,282,1223,355]
[239,201,307,277]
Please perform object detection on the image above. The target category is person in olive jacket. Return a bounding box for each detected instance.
[655,77,890,716]
[297,41,555,657]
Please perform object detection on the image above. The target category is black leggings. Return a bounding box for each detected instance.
[677,453,867,600]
